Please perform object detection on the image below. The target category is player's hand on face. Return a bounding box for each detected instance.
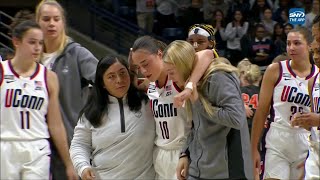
[176,156,189,180]
[66,164,79,180]
[81,167,96,180]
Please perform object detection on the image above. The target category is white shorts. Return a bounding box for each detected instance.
[305,139,320,180]
[153,146,180,180]
[1,139,51,179]
[264,123,309,179]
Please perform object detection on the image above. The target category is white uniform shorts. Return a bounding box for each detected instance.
[153,146,181,179]
[305,138,320,180]
[264,123,309,179]
[1,139,51,179]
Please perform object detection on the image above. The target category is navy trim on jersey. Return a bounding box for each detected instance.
[155,76,168,88]
[172,82,182,92]
[30,63,40,80]
[311,73,319,113]
[274,62,283,87]
[306,64,316,80]
[0,62,3,86]
[44,67,49,96]
[286,60,296,78]
[8,60,40,79]
[286,60,316,80]
[311,73,319,94]
[8,60,19,78]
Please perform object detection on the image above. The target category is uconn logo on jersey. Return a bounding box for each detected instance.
[152,99,177,118]
[5,89,44,110]
[280,85,310,107]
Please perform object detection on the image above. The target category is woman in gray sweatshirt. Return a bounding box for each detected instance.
[163,40,253,180]
[36,1,99,178]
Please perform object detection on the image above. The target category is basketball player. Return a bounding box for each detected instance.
[291,17,320,179]
[251,27,319,180]
[187,24,219,57]
[291,39,320,180]
[130,36,213,179]
[0,20,77,179]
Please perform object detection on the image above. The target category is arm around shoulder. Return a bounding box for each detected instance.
[190,50,214,84]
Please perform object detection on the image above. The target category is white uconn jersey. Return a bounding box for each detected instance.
[311,72,320,143]
[272,60,318,127]
[0,61,49,140]
[148,78,191,149]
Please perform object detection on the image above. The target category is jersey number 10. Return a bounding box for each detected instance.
[159,121,170,139]
[20,111,30,129]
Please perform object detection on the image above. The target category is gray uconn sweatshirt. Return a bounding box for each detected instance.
[50,40,98,144]
[185,71,253,179]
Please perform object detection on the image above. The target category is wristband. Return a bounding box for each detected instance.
[185,82,193,92]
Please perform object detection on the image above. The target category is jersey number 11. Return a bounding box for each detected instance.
[20,111,30,129]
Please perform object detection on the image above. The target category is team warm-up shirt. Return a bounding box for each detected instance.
[271,60,318,127]
[148,77,191,149]
[310,72,320,144]
[0,60,49,140]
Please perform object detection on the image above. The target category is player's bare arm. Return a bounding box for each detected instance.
[251,63,279,178]
[46,70,78,180]
[173,49,214,107]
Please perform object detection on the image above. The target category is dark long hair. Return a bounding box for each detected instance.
[132,35,167,54]
[79,55,148,127]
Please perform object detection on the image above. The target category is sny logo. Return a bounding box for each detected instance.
[289,8,305,25]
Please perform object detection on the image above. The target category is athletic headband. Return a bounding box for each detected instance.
[188,27,211,38]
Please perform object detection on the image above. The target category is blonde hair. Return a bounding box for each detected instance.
[215,57,231,65]
[163,40,195,121]
[237,58,252,72]
[163,40,239,118]
[198,58,239,117]
[243,64,261,84]
[35,0,68,54]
